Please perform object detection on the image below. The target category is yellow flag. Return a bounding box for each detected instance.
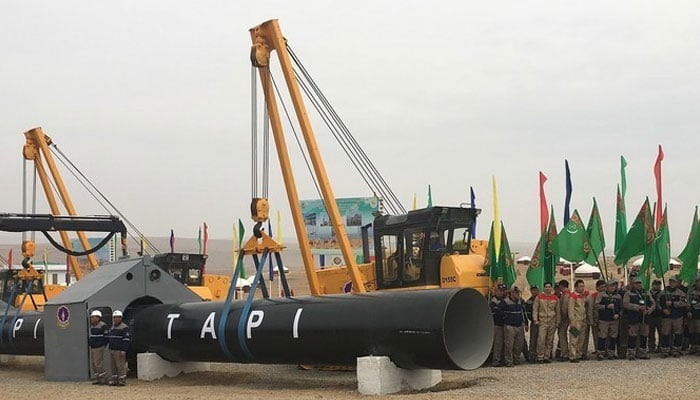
[412,193,417,210]
[276,210,282,244]
[492,175,501,257]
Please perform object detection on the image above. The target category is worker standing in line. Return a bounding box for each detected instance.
[490,283,507,367]
[524,285,540,363]
[88,310,109,385]
[534,281,560,363]
[108,310,130,386]
[502,286,528,367]
[567,279,588,362]
[556,280,570,361]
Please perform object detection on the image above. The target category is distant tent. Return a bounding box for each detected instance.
[575,262,601,276]
[632,256,681,268]
[516,255,531,265]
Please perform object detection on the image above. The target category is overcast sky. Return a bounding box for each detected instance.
[1,1,699,254]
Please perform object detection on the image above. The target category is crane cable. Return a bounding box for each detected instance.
[48,145,160,253]
[287,45,406,215]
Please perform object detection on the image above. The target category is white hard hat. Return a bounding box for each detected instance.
[112,310,123,317]
[90,310,102,318]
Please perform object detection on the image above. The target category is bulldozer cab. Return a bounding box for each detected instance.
[373,207,479,290]
[151,253,206,287]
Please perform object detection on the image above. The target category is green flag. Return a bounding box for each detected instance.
[552,209,592,263]
[620,155,627,198]
[197,226,202,254]
[485,221,500,281]
[614,198,654,266]
[614,184,627,256]
[678,206,700,284]
[499,222,516,288]
[238,219,247,279]
[427,184,433,207]
[527,230,547,290]
[544,206,559,284]
[586,198,605,267]
[640,244,654,290]
[653,206,670,278]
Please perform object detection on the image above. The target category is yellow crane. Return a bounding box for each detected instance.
[247,20,490,296]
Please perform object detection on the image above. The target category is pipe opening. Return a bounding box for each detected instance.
[443,288,494,370]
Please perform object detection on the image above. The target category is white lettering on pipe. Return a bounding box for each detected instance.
[293,308,303,339]
[166,313,181,339]
[200,312,217,339]
[13,318,23,338]
[246,310,264,339]
[33,318,41,339]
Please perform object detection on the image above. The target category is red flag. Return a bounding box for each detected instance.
[7,248,13,270]
[202,222,209,274]
[539,172,549,233]
[653,145,664,228]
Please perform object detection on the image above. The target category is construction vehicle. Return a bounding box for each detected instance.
[18,128,232,301]
[247,20,490,296]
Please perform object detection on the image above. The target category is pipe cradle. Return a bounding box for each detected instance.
[132,288,493,370]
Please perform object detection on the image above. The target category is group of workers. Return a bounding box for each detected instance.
[490,274,700,367]
[88,309,131,386]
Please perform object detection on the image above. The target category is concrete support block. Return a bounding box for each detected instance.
[0,354,16,363]
[137,352,210,381]
[356,356,441,395]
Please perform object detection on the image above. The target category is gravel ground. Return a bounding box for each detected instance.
[2,354,699,400]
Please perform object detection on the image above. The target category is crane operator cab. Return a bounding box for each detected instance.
[373,207,490,294]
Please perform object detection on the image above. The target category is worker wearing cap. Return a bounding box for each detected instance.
[584,280,606,360]
[502,286,528,367]
[533,281,560,363]
[623,277,656,360]
[567,279,588,362]
[490,283,507,367]
[108,310,130,386]
[648,279,664,352]
[524,285,539,362]
[685,275,700,354]
[88,310,109,385]
[595,278,621,360]
[659,276,689,357]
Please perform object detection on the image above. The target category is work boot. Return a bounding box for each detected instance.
[637,349,650,360]
[627,349,636,361]
[596,353,605,361]
[117,377,126,386]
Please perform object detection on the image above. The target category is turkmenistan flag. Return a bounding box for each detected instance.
[586,197,605,268]
[499,222,517,288]
[485,221,501,282]
[614,198,654,266]
[527,229,547,290]
[653,206,670,278]
[544,207,559,284]
[678,206,700,284]
[552,209,592,263]
[614,184,627,256]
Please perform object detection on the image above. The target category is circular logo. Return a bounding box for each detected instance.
[56,305,70,329]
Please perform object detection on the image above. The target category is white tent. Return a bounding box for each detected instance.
[516,255,531,263]
[632,256,681,267]
[575,262,601,275]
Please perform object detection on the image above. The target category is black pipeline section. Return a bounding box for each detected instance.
[0,307,44,356]
[132,288,493,370]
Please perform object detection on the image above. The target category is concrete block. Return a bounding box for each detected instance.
[137,352,210,381]
[356,356,442,395]
[0,354,16,363]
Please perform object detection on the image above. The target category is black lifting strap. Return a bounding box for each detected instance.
[41,231,116,257]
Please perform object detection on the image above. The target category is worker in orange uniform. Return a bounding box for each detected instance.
[533,281,560,363]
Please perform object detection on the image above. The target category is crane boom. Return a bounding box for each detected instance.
[22,127,99,278]
[249,19,366,294]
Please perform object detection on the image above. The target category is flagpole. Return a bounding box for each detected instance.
[599,248,610,280]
